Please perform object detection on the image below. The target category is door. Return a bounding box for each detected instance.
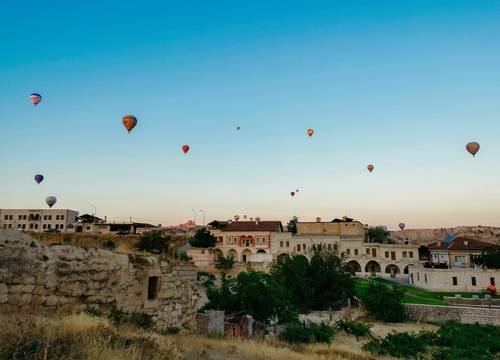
[391,251,396,261]
[371,248,377,257]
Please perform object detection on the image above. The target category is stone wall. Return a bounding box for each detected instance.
[0,230,198,331]
[443,296,500,307]
[404,304,500,325]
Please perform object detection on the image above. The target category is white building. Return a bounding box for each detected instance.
[0,209,79,232]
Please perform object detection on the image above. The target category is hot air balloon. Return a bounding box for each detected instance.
[234,215,240,221]
[290,191,295,197]
[399,223,406,231]
[122,115,137,134]
[296,189,299,193]
[236,125,240,131]
[46,196,57,208]
[34,175,44,184]
[306,129,314,137]
[243,215,247,220]
[466,142,480,157]
[30,93,42,106]
[182,145,190,154]
[255,217,260,222]
[367,164,374,173]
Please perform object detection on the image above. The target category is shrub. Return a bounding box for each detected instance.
[361,278,406,322]
[335,319,372,340]
[197,271,216,287]
[216,255,235,270]
[63,235,72,244]
[135,231,171,255]
[85,306,102,317]
[108,306,128,325]
[102,239,116,250]
[178,253,192,262]
[280,322,335,344]
[130,312,153,329]
[164,326,180,334]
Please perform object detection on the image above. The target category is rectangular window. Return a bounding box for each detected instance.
[147,276,159,300]
[61,215,65,220]
[18,215,22,220]
[9,215,13,220]
[4,215,7,220]
[3,224,6,229]
[48,215,52,220]
[22,224,26,229]
[23,215,27,220]
[424,274,427,283]
[280,241,283,248]
[371,248,377,257]
[286,241,289,247]
[8,224,12,228]
[56,215,60,220]
[409,251,414,258]
[297,244,301,252]
[354,249,358,255]
[303,244,306,251]
[43,215,47,220]
[454,256,465,263]
[417,272,420,281]
[410,273,414,284]
[47,224,51,229]
[43,224,47,229]
[472,277,477,286]
[385,251,389,258]
[327,244,332,250]
[34,224,38,229]
[452,277,458,286]
[403,251,407,258]
[346,248,350,255]
[366,248,370,255]
[491,278,496,286]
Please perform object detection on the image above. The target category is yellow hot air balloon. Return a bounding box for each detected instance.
[466,142,480,157]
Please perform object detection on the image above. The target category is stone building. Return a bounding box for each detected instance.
[0,229,198,331]
[0,209,79,232]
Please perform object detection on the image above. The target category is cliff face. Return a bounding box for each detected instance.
[390,226,500,245]
[0,230,198,331]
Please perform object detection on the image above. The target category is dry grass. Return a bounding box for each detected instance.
[173,334,378,360]
[0,313,182,360]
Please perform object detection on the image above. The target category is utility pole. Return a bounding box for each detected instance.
[199,210,206,226]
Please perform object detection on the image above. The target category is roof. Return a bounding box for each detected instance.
[331,217,355,223]
[428,237,500,251]
[218,221,283,232]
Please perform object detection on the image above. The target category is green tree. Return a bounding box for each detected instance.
[367,226,392,244]
[189,228,216,248]
[135,231,171,255]
[361,277,406,322]
[215,255,235,270]
[287,216,298,235]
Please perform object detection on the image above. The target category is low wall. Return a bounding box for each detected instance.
[404,304,500,325]
[443,296,500,308]
[0,230,198,331]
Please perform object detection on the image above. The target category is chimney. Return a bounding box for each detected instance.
[316,217,321,223]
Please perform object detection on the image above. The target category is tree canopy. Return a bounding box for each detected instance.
[135,231,171,255]
[189,228,216,248]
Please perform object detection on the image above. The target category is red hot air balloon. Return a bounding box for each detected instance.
[30,93,42,106]
[367,164,374,173]
[182,145,190,154]
[306,128,314,137]
[34,174,44,184]
[290,191,295,197]
[234,215,240,221]
[122,115,137,134]
[466,142,480,157]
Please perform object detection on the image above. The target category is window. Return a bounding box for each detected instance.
[86,226,90,230]
[417,272,420,281]
[9,215,13,220]
[424,274,427,283]
[61,215,65,220]
[286,241,289,248]
[4,215,7,220]
[452,277,458,286]
[297,244,301,252]
[346,248,350,255]
[18,215,22,220]
[47,224,51,229]
[23,215,27,220]
[147,276,159,300]
[43,215,47,220]
[385,251,389,258]
[410,273,414,284]
[303,244,306,251]
[29,224,33,229]
[403,251,407,258]
[327,244,332,250]
[42,224,47,229]
[280,241,283,248]
[34,224,38,229]
[255,236,266,245]
[56,215,60,220]
[454,256,465,263]
[354,249,358,255]
[472,277,477,286]
[8,224,12,228]
[48,215,52,220]
[491,278,496,286]
[3,225,6,229]
[366,248,370,255]
[22,224,26,229]
[409,251,414,258]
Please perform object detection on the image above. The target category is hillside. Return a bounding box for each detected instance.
[390,226,500,245]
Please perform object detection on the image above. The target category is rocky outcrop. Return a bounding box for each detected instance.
[0,230,198,331]
[391,226,500,245]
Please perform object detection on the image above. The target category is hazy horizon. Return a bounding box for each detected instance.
[1,1,500,230]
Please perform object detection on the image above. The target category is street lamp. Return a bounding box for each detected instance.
[191,209,197,225]
[199,210,206,226]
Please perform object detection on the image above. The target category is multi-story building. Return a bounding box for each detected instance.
[209,220,284,262]
[0,209,79,232]
[273,217,421,278]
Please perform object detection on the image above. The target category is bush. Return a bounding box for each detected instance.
[189,228,216,248]
[85,306,102,317]
[178,253,192,262]
[216,255,235,270]
[135,231,171,255]
[361,278,406,322]
[197,271,216,287]
[130,312,153,329]
[102,239,116,250]
[280,322,335,344]
[63,236,72,244]
[108,306,128,325]
[335,319,372,340]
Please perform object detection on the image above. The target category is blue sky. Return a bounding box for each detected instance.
[1,1,499,228]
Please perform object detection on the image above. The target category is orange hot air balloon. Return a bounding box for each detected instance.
[122,115,137,134]
[306,128,314,137]
[466,142,480,157]
[290,191,295,197]
[182,145,190,154]
[367,164,374,173]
